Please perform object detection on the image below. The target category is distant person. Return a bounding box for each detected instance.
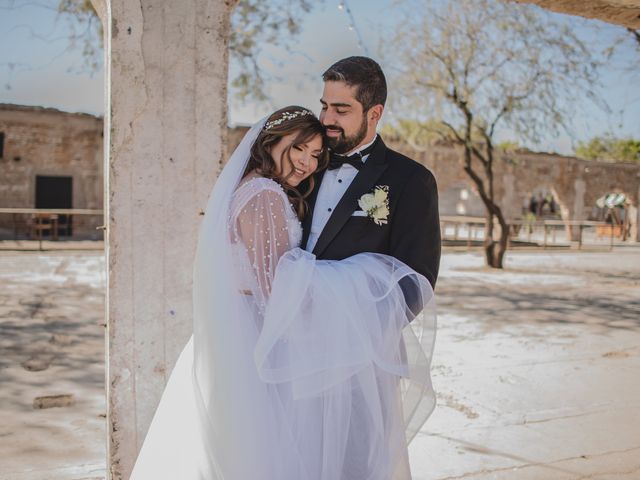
[529,194,538,216]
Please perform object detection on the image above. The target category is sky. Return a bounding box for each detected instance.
[1,0,638,155]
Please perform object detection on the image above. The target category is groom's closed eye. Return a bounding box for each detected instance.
[325,107,350,115]
[320,100,352,111]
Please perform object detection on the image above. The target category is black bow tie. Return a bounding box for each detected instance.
[327,138,378,171]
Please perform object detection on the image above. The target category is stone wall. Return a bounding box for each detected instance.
[387,139,640,241]
[0,104,104,239]
[2,110,638,243]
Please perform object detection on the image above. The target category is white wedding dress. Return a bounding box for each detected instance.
[129,119,437,480]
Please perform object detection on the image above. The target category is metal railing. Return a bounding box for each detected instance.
[440,216,621,250]
[0,208,105,250]
[1,209,628,251]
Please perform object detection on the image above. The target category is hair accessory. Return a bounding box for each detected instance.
[264,109,314,130]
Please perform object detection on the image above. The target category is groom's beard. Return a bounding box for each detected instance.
[325,114,368,155]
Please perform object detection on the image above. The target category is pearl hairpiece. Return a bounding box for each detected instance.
[264,109,314,130]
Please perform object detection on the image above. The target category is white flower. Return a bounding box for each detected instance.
[357,185,389,226]
[358,193,377,212]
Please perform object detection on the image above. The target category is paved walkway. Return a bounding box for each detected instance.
[0,248,638,479]
[412,249,640,479]
[0,250,106,480]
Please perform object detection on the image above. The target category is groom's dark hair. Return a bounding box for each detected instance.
[322,56,387,112]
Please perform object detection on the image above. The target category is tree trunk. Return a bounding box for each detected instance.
[483,212,509,268]
[447,101,510,269]
[459,141,509,269]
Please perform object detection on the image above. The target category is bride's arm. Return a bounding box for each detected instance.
[235,187,294,311]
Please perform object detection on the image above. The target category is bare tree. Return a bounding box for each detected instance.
[2,0,317,100]
[57,0,103,72]
[387,0,606,268]
[230,0,314,101]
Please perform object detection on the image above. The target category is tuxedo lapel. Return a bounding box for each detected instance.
[302,169,325,249]
[312,139,389,257]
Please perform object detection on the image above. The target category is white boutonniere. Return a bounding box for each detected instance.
[357,185,390,226]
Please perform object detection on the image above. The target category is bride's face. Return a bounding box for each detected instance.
[270,132,323,187]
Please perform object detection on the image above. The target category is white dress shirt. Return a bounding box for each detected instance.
[305,135,378,252]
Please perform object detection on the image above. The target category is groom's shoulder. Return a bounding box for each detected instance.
[383,143,436,185]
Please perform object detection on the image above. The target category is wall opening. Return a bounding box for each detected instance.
[525,186,562,221]
[35,174,73,236]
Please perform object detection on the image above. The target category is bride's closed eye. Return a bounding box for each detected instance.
[293,144,320,160]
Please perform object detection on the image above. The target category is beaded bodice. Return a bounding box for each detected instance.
[228,176,303,311]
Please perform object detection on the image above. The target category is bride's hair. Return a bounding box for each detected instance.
[243,105,329,218]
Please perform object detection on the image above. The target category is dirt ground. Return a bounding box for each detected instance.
[1,246,639,479]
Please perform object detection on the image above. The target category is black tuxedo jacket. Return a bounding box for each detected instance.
[302,137,441,299]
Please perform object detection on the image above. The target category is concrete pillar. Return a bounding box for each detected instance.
[104,1,235,478]
[568,178,586,241]
[501,172,518,220]
[634,186,640,242]
[628,203,638,242]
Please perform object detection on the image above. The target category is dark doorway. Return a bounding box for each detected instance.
[35,175,73,236]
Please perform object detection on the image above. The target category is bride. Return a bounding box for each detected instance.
[129,106,437,480]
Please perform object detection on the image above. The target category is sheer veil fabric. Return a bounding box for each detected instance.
[128,117,437,480]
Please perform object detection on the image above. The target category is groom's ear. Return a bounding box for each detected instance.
[368,104,384,124]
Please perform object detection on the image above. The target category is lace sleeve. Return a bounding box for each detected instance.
[233,184,294,311]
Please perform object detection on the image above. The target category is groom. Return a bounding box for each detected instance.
[302,56,441,298]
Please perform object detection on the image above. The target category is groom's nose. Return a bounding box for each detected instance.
[321,109,337,127]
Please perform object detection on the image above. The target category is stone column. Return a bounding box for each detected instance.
[634,186,640,242]
[103,1,235,478]
[501,172,518,220]
[569,178,586,241]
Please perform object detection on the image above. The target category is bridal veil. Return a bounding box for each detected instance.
[130,116,437,480]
